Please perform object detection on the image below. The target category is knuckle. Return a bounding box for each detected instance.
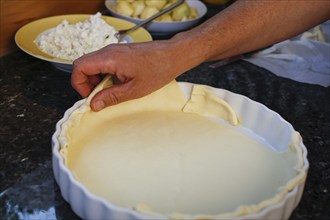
[72,59,82,73]
[72,56,82,66]
[104,91,120,105]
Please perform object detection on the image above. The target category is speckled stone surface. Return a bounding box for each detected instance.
[1,48,329,219]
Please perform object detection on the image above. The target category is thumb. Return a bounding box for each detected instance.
[90,81,135,112]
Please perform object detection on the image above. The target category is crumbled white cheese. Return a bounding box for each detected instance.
[35,12,120,61]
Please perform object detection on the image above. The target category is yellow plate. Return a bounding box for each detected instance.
[15,14,152,72]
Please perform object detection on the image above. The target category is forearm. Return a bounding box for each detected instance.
[171,0,330,65]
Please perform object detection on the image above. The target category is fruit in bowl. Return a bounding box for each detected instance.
[113,0,199,22]
[105,0,207,34]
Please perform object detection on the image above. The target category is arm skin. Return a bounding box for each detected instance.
[71,0,330,112]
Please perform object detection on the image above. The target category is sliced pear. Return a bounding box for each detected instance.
[140,6,160,19]
[189,7,198,19]
[115,1,134,17]
[155,14,173,22]
[145,0,168,10]
[131,0,145,17]
[172,2,190,21]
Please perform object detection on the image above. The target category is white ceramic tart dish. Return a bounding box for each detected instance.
[52,78,308,220]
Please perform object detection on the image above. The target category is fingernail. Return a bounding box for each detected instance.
[94,100,105,111]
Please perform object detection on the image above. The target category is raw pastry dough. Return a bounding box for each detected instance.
[59,78,300,218]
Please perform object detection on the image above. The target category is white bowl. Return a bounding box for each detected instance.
[105,0,207,35]
[52,82,308,219]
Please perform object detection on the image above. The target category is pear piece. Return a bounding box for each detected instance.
[115,1,134,17]
[145,0,168,10]
[140,6,160,19]
[132,0,145,18]
[172,2,190,21]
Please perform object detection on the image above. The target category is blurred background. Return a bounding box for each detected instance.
[0,0,234,56]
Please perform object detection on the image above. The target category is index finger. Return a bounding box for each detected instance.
[71,50,113,98]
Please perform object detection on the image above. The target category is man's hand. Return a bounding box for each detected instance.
[71,40,187,111]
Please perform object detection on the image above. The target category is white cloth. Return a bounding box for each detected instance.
[244,21,330,87]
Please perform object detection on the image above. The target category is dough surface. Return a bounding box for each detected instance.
[67,111,293,215]
[59,79,301,218]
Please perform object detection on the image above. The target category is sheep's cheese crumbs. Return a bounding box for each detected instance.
[35,12,120,61]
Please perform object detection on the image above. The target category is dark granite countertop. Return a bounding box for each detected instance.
[1,3,329,218]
